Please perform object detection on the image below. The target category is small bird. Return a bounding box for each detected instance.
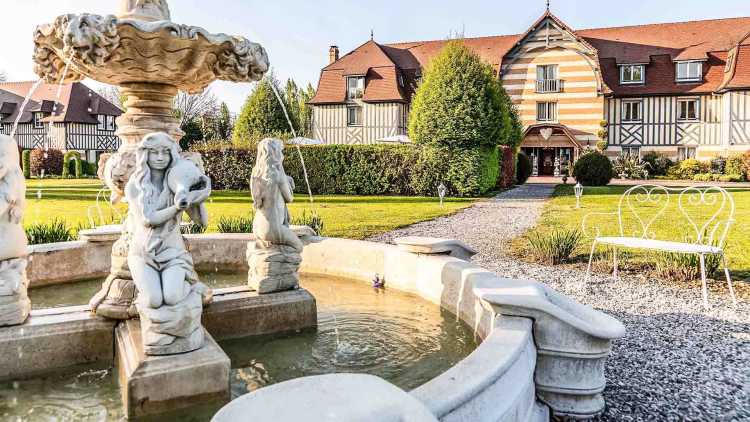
[372,274,385,289]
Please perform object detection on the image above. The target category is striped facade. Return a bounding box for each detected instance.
[606,92,750,158]
[310,12,750,167]
[0,121,121,162]
[311,102,408,145]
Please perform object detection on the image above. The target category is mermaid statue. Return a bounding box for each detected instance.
[247,138,304,294]
[126,132,212,355]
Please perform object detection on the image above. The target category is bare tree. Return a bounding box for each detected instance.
[97,85,125,110]
[172,89,218,127]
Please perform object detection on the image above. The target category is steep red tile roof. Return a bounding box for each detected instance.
[310,14,750,105]
[578,17,750,63]
[0,81,121,124]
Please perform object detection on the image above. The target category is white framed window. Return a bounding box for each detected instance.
[347,76,365,100]
[97,114,106,130]
[678,146,697,161]
[536,102,557,122]
[676,61,703,82]
[622,101,642,122]
[677,98,699,121]
[536,64,557,81]
[33,112,45,129]
[106,115,116,131]
[621,146,641,158]
[620,65,645,84]
[347,106,363,126]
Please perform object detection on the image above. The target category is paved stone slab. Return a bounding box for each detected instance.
[394,236,478,260]
[0,306,116,382]
[116,319,230,419]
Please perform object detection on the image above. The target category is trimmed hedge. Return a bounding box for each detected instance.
[573,151,613,186]
[516,151,532,185]
[62,151,83,178]
[30,148,64,176]
[192,143,501,197]
[22,150,31,179]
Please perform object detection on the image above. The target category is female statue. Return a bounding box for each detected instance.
[251,138,302,253]
[247,138,303,294]
[125,132,211,354]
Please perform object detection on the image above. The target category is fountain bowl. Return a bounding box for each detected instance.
[33,13,269,94]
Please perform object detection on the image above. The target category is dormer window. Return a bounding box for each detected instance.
[347,76,365,100]
[620,65,645,85]
[33,112,45,129]
[676,61,703,83]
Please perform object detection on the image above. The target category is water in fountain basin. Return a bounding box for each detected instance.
[15,273,478,421]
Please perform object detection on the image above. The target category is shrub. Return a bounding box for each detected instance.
[22,150,31,179]
[719,174,744,183]
[233,74,293,146]
[62,151,83,178]
[668,158,707,180]
[180,220,208,235]
[725,154,747,180]
[527,229,582,265]
[641,151,673,177]
[497,146,515,188]
[30,148,64,176]
[25,218,74,245]
[692,173,715,182]
[217,215,254,233]
[651,250,722,282]
[409,41,510,149]
[516,151,532,185]
[573,151,613,186]
[710,157,726,174]
[613,155,650,179]
[193,143,499,197]
[292,210,324,236]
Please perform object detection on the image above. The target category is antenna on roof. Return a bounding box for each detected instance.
[370,29,374,41]
[546,0,550,11]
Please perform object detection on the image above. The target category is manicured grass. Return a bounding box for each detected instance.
[513,184,750,279]
[22,178,476,240]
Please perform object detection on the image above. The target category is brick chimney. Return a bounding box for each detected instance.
[329,46,340,64]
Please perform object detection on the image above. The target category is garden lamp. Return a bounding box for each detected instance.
[438,183,447,207]
[575,182,584,209]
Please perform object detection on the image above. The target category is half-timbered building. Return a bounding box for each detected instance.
[309,10,750,175]
[0,81,122,163]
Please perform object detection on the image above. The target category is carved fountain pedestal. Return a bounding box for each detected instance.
[32,0,269,418]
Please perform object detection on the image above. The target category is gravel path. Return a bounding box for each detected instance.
[369,184,750,421]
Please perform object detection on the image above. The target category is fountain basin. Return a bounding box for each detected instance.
[11,234,625,420]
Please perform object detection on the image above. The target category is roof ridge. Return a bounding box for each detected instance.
[382,16,750,50]
[576,16,750,33]
[385,33,520,48]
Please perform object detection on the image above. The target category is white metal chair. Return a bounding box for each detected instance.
[582,184,738,309]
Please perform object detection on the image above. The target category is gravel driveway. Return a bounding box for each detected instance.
[369,184,749,421]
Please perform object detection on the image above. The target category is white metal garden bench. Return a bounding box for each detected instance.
[582,184,738,309]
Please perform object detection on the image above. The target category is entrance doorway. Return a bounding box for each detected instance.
[522,147,574,177]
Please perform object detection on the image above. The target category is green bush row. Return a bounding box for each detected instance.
[192,143,502,197]
[22,148,97,179]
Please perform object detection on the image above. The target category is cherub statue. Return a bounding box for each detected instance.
[247,138,304,294]
[0,135,30,326]
[125,132,211,355]
[119,0,171,22]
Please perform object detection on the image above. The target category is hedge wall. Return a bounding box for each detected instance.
[192,143,501,197]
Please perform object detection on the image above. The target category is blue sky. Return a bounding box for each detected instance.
[1,0,748,112]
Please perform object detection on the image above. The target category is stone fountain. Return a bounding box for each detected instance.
[30,0,271,417]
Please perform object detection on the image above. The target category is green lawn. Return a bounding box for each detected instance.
[514,184,750,279]
[22,178,476,240]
